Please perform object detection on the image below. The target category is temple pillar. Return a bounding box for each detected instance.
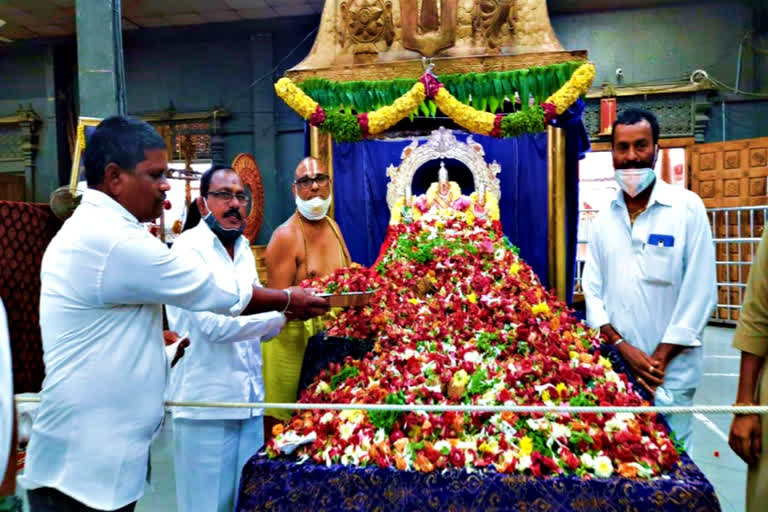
[75,0,126,118]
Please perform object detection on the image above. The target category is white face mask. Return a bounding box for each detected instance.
[614,168,656,198]
[296,193,332,221]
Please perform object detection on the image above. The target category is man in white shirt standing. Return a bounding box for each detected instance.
[22,117,327,512]
[166,165,285,512]
[0,298,17,503]
[582,108,716,452]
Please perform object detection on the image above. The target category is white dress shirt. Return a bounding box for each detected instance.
[166,222,285,420]
[583,179,717,390]
[21,189,249,510]
[0,299,11,485]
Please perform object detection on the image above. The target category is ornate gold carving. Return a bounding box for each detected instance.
[400,0,458,57]
[231,153,266,243]
[340,0,394,56]
[288,0,573,81]
[472,0,513,48]
[345,0,393,44]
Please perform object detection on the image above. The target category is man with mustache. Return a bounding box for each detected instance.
[166,165,288,512]
[262,157,351,437]
[22,118,328,512]
[582,108,716,451]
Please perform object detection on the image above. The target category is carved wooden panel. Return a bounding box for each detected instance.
[692,138,768,208]
[691,137,768,322]
[0,174,25,201]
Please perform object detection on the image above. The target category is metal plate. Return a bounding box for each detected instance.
[316,291,375,307]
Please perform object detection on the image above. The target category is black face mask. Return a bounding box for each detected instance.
[202,199,245,245]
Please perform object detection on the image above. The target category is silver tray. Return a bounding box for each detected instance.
[315,290,375,307]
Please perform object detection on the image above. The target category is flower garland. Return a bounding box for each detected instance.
[429,63,595,137]
[546,62,596,114]
[274,62,595,142]
[275,77,425,142]
[297,61,583,114]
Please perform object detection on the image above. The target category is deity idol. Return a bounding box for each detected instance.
[417,162,470,213]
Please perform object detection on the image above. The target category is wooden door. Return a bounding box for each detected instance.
[0,174,25,201]
[691,137,768,322]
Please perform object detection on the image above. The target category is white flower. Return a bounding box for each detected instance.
[580,453,594,468]
[463,351,482,364]
[320,412,335,424]
[433,440,452,455]
[551,422,571,440]
[605,417,626,433]
[526,417,550,431]
[494,248,505,261]
[593,455,614,478]
[627,462,654,479]
[374,428,387,445]
[517,455,532,471]
[339,422,355,440]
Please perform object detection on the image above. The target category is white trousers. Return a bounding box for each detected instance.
[655,387,696,453]
[173,416,264,512]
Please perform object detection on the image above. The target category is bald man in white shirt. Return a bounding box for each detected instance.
[21,117,328,512]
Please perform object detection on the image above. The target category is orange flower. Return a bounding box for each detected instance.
[501,411,517,425]
[618,462,638,478]
[415,452,435,472]
[271,423,284,437]
[394,453,408,470]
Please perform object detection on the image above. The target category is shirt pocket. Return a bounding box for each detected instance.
[641,244,678,285]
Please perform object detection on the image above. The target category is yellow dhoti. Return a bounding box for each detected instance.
[262,314,332,421]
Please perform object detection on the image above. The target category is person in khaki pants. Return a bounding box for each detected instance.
[729,226,768,512]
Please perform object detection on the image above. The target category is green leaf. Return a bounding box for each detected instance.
[488,96,500,114]
[419,101,430,117]
[331,365,360,389]
[465,368,493,397]
[428,100,437,117]
[369,391,406,433]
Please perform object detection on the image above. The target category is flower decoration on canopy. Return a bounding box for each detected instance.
[274,62,596,142]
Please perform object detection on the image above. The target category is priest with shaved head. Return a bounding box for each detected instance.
[262,157,352,437]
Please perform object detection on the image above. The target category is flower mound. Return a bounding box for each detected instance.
[268,215,679,479]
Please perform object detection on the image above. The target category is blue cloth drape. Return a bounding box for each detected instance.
[332,108,589,299]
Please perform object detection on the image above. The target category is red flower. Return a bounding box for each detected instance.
[449,447,465,468]
[309,105,326,126]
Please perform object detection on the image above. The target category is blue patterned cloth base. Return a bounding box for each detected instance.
[236,336,721,512]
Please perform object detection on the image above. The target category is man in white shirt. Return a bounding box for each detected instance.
[166,165,286,512]
[582,108,716,451]
[0,298,16,501]
[22,117,327,512]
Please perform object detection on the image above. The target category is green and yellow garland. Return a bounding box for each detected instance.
[274,62,595,142]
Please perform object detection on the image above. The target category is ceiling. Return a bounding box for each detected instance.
[0,0,709,41]
[0,0,325,40]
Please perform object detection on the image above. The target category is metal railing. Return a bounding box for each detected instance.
[573,205,768,325]
[709,206,767,324]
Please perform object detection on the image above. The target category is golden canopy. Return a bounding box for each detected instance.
[286,0,586,82]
